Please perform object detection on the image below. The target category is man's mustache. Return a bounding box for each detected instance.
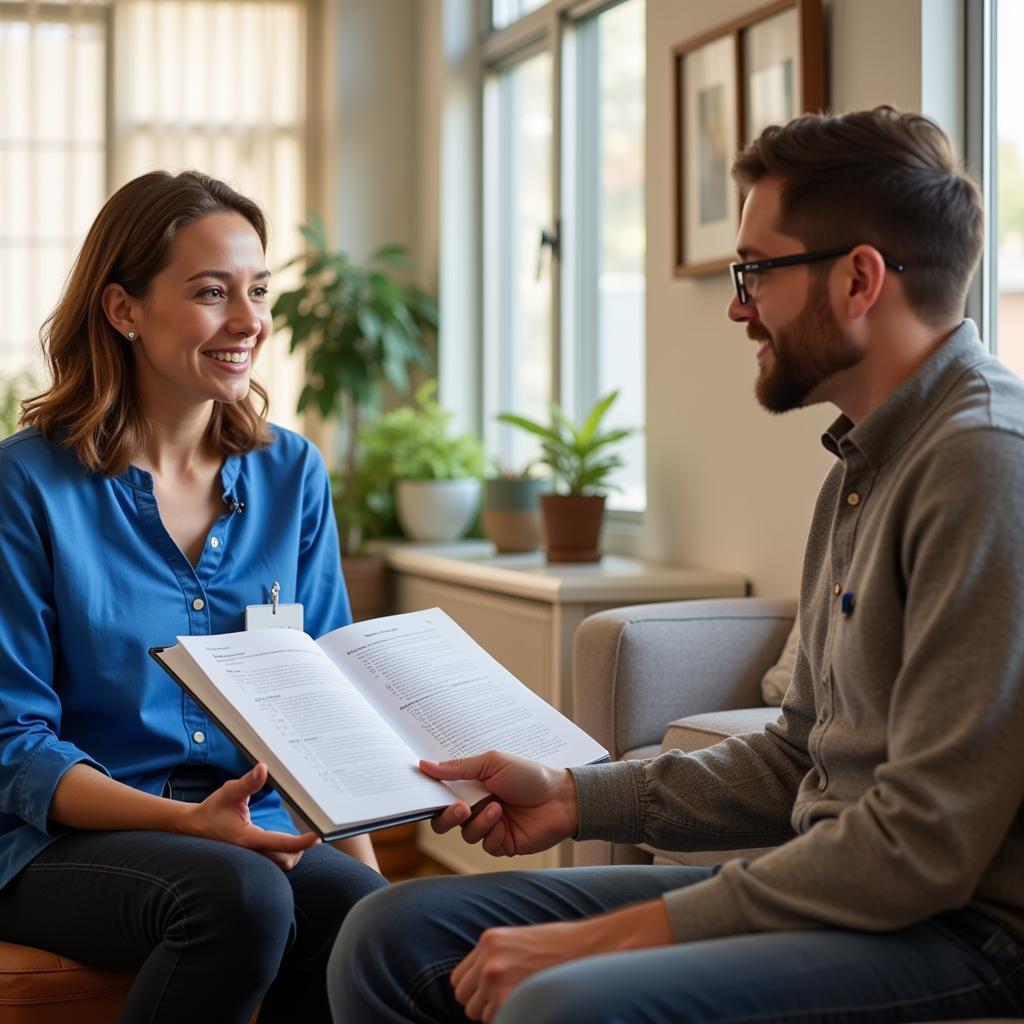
[747,323,772,343]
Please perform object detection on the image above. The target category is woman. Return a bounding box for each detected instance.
[0,170,388,1022]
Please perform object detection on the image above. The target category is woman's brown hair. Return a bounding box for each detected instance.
[21,170,274,474]
[732,106,984,327]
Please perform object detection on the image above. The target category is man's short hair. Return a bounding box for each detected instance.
[732,106,984,326]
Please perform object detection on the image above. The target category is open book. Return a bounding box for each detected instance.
[150,608,608,840]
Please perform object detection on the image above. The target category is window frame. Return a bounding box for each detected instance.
[481,0,646,521]
[964,0,996,344]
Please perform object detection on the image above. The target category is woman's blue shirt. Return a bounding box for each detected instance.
[0,425,351,888]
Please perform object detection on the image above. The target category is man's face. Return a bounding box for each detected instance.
[729,178,864,413]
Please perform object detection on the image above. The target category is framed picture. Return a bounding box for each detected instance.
[674,30,741,276]
[741,0,825,145]
[673,0,824,277]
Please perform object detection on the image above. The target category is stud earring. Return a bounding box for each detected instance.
[127,331,137,340]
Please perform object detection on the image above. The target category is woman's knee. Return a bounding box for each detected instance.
[172,841,296,950]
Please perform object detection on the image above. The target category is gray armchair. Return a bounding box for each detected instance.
[572,596,793,868]
[570,597,1019,1024]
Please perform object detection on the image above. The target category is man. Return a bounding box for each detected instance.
[328,108,1024,1023]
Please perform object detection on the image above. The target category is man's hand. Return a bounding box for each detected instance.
[451,900,675,1022]
[421,752,579,857]
[186,763,320,870]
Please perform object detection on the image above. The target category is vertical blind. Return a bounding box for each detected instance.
[0,0,310,430]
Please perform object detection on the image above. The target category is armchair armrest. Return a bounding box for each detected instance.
[572,598,796,760]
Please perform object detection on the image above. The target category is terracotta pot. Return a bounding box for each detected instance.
[342,553,388,622]
[482,477,548,553]
[540,494,605,563]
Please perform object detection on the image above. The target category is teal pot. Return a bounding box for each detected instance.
[395,478,480,542]
[482,477,549,553]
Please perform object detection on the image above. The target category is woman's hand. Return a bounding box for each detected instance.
[185,763,320,870]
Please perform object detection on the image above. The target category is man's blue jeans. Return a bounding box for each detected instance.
[328,865,1024,1024]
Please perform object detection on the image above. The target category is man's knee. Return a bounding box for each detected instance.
[331,881,422,969]
[497,964,611,1024]
[329,878,471,1017]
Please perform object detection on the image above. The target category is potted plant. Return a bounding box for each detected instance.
[482,460,550,554]
[497,390,637,562]
[359,381,485,542]
[271,215,437,616]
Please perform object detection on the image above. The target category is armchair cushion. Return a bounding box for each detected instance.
[663,707,780,754]
[0,941,132,1023]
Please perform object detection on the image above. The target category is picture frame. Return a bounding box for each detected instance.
[673,0,824,277]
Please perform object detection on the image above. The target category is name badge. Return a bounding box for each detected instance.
[245,580,304,631]
[245,603,304,631]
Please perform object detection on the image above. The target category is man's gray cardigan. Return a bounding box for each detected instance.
[573,320,1024,944]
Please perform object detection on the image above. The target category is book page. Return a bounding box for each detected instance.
[317,610,608,796]
[173,630,455,828]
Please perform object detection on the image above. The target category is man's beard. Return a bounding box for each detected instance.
[753,283,863,413]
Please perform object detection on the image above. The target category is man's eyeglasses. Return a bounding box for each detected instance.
[730,246,906,305]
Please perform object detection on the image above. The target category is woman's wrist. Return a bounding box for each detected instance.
[167,798,204,837]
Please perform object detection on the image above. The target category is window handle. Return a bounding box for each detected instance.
[536,223,560,280]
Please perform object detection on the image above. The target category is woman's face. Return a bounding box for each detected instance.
[131,211,271,409]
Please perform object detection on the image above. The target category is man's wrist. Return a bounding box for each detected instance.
[560,768,581,837]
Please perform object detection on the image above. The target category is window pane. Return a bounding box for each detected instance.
[492,0,546,31]
[483,51,553,473]
[0,8,106,384]
[996,0,1024,376]
[113,0,309,432]
[563,0,646,510]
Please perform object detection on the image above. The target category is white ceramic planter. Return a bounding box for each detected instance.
[395,478,480,542]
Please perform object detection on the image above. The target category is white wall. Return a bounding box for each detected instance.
[329,0,422,266]
[642,0,928,597]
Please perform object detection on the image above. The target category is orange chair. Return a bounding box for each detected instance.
[0,941,133,1023]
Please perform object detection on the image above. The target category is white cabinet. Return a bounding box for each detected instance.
[374,542,748,874]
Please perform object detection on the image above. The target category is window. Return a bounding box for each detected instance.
[562,0,645,510]
[0,0,106,384]
[483,0,646,512]
[492,0,547,31]
[483,49,554,475]
[0,0,312,430]
[994,0,1024,377]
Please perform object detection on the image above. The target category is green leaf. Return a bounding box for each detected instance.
[356,308,383,344]
[579,390,619,445]
[497,413,562,445]
[299,220,326,252]
[370,244,412,269]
